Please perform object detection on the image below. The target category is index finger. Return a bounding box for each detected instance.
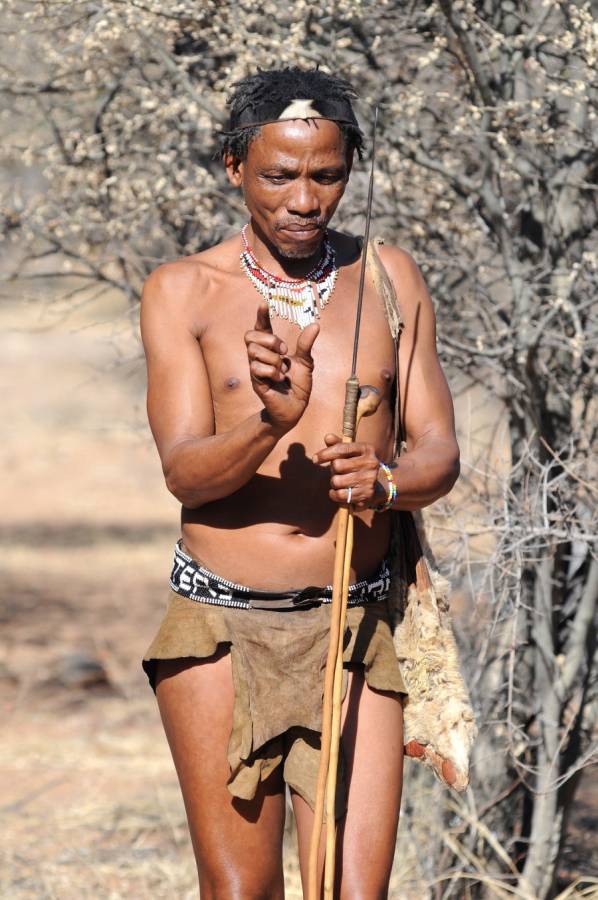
[312,442,361,464]
[255,301,273,334]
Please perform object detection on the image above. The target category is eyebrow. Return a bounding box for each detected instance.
[260,164,346,176]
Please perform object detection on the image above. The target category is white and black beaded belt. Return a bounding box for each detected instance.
[170,540,391,611]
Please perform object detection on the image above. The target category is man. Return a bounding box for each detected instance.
[141,67,459,898]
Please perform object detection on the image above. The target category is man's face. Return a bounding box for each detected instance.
[226,118,352,259]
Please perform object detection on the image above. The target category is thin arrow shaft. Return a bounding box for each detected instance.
[350,105,378,379]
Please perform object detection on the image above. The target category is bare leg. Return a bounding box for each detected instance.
[292,667,404,899]
[155,650,286,900]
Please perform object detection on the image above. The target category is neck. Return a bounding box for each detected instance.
[245,221,326,280]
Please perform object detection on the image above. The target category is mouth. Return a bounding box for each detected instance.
[278,225,323,241]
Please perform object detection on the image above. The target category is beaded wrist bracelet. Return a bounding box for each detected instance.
[371,461,397,512]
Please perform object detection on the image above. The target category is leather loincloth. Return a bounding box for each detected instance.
[142,545,408,817]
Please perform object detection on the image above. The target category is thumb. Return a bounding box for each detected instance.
[254,301,273,333]
[294,322,320,363]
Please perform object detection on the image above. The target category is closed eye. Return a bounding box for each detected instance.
[261,171,345,185]
[313,172,345,184]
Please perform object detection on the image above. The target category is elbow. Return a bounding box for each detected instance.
[426,444,460,504]
[447,447,461,490]
[409,446,461,511]
[441,446,460,495]
[164,466,205,509]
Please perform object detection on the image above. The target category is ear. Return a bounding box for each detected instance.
[224,153,244,187]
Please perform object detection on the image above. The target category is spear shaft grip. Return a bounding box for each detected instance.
[342,376,360,440]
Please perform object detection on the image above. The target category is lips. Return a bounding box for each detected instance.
[282,224,320,230]
[279,225,322,240]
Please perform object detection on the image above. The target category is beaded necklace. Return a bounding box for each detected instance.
[240,224,338,329]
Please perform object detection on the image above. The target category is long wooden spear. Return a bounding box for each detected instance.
[307,107,379,900]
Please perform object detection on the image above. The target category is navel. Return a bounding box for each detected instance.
[225,376,241,390]
[381,368,393,383]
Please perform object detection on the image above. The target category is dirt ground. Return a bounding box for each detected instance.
[1,289,596,898]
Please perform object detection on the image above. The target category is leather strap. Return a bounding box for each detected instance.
[365,236,405,458]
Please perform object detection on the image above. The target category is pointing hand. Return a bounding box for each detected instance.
[244,302,320,435]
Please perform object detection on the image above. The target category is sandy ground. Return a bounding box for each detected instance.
[1,293,204,897]
[1,288,595,898]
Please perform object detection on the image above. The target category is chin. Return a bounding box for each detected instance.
[275,234,323,261]
[278,245,319,260]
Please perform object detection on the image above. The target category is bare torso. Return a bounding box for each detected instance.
[175,230,396,590]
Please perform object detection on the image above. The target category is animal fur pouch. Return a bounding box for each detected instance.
[389,508,478,791]
[367,237,478,792]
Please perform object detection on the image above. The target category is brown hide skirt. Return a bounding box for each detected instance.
[142,568,408,817]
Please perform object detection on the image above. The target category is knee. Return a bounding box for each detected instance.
[339,874,391,900]
[198,870,284,900]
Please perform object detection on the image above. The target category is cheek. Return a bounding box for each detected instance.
[320,183,347,205]
[244,184,282,213]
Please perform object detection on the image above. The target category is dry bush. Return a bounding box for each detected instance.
[1,1,596,897]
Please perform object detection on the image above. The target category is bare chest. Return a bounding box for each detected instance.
[200,266,396,461]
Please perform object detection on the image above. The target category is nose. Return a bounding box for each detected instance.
[286,178,320,217]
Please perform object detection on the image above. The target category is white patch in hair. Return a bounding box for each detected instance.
[278,99,321,121]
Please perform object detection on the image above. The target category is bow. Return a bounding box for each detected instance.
[307,107,380,900]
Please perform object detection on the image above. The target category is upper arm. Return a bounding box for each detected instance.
[140,263,214,473]
[378,245,458,454]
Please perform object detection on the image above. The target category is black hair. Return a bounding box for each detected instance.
[218,66,365,161]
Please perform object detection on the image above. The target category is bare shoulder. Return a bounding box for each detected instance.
[375,241,436,332]
[140,233,241,335]
[375,243,429,301]
[375,241,418,273]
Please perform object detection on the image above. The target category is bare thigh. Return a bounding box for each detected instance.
[292,667,404,899]
[155,650,286,900]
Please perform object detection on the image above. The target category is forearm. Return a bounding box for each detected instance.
[163,411,284,508]
[383,437,460,511]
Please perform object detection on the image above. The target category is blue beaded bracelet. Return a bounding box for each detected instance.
[372,461,397,511]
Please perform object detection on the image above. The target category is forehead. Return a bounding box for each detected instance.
[247,119,346,166]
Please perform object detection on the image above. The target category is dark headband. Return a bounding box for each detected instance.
[228,96,360,131]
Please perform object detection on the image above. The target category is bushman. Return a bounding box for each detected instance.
[141,66,459,898]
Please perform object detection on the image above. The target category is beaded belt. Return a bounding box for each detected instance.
[170,540,390,611]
